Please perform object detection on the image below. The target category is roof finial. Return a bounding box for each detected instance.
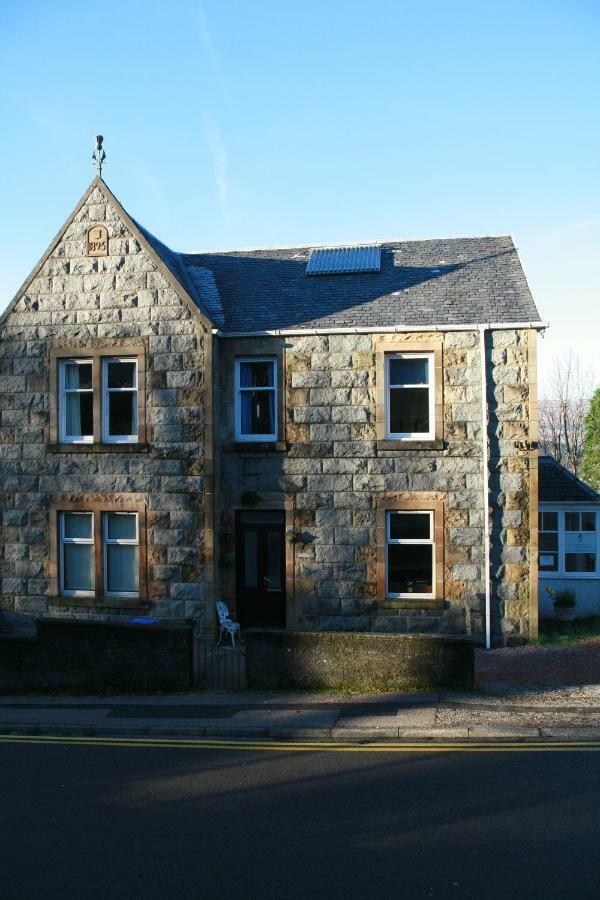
[92,134,106,179]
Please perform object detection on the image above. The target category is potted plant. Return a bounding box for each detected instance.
[547,587,577,622]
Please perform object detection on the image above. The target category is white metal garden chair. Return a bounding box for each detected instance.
[216,601,241,648]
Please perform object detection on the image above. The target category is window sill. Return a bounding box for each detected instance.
[50,596,150,609]
[377,439,444,452]
[381,599,445,610]
[48,443,150,454]
[222,441,287,453]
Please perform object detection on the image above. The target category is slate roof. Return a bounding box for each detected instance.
[178,235,542,333]
[126,219,542,333]
[539,456,600,504]
[132,219,224,325]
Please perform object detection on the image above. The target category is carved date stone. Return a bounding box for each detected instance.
[87,224,108,256]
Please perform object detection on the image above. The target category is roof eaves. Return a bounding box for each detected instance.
[539,455,600,502]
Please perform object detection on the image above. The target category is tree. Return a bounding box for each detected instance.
[538,350,595,476]
[582,387,600,491]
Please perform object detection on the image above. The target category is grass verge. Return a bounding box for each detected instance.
[534,616,600,647]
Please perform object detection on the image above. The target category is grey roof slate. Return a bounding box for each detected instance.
[539,456,600,504]
[125,217,542,333]
[184,264,225,326]
[180,235,541,332]
[132,219,222,324]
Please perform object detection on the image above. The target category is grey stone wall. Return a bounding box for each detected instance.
[0,618,193,693]
[245,629,474,691]
[217,329,536,644]
[0,185,212,624]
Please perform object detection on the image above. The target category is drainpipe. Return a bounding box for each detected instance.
[479,326,492,650]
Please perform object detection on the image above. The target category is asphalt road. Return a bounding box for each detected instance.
[1,738,600,900]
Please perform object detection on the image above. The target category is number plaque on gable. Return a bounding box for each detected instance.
[87,225,109,256]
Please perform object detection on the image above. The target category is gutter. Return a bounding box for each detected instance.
[212,321,548,337]
[479,325,492,650]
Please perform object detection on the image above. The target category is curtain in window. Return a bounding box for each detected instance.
[65,395,82,436]
[64,363,82,390]
[63,362,93,437]
[64,364,82,435]
[267,390,275,434]
[105,513,138,594]
[107,514,137,540]
[63,544,94,591]
[239,363,254,388]
[241,393,253,433]
[239,361,275,435]
[106,545,139,593]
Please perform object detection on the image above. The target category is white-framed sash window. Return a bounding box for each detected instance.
[59,512,95,596]
[59,359,94,443]
[103,512,139,597]
[539,507,599,577]
[235,357,277,442]
[386,510,435,598]
[102,358,138,443]
[385,353,434,440]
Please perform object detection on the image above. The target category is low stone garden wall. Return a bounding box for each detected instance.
[0,618,193,693]
[245,629,474,691]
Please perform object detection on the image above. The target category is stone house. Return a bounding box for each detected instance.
[538,455,600,618]
[0,175,546,646]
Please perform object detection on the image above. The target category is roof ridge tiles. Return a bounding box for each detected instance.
[181,234,513,256]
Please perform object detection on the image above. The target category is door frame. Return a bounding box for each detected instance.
[235,510,286,629]
[233,500,295,630]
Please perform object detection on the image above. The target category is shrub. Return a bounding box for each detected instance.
[552,589,577,608]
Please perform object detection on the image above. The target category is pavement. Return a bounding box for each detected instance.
[2,683,600,742]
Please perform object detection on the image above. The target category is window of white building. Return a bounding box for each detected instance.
[539,508,598,576]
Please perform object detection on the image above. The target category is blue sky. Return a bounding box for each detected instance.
[1,0,598,387]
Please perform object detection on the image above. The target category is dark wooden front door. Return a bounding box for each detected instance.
[236,510,286,629]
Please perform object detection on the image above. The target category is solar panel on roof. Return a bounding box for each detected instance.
[306,245,381,275]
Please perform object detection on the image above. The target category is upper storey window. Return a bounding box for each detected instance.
[57,353,141,445]
[59,360,94,443]
[102,358,138,443]
[235,358,277,442]
[385,352,435,440]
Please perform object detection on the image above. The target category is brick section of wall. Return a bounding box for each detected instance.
[217,329,534,644]
[0,186,212,623]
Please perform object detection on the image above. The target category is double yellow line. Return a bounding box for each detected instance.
[1,734,600,752]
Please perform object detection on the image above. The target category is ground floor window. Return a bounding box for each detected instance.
[539,508,598,576]
[103,512,139,596]
[58,509,141,598]
[59,512,95,596]
[376,498,444,604]
[386,510,435,598]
